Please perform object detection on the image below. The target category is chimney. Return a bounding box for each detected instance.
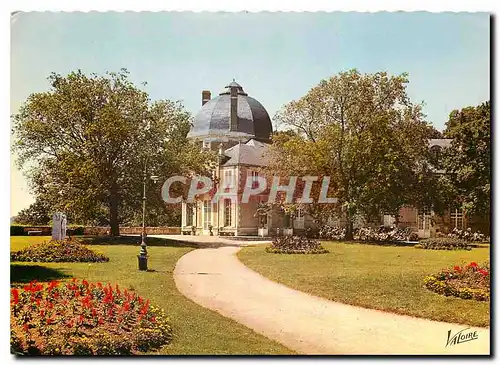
[202,90,211,106]
[230,84,238,131]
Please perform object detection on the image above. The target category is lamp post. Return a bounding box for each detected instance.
[137,160,159,271]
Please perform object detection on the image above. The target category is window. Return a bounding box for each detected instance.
[203,200,212,230]
[418,208,431,231]
[295,208,305,229]
[451,208,463,229]
[186,203,194,226]
[251,171,259,188]
[224,169,234,188]
[224,199,232,227]
[430,145,441,162]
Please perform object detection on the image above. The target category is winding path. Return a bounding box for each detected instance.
[173,246,490,355]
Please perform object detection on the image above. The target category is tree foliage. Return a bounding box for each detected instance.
[12,199,51,226]
[12,69,214,235]
[269,69,437,239]
[441,101,490,217]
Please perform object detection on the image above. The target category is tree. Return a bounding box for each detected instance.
[269,69,435,239]
[424,125,444,139]
[12,199,51,226]
[12,69,213,236]
[441,101,490,218]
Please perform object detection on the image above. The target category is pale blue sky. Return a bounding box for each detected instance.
[10,12,490,215]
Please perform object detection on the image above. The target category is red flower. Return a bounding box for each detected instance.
[39,309,45,317]
[150,316,156,323]
[97,282,103,289]
[81,296,92,309]
[478,269,489,277]
[469,262,478,268]
[66,320,74,328]
[23,324,29,332]
[23,281,43,293]
[139,305,149,315]
[48,280,59,291]
[92,308,97,317]
[46,318,54,325]
[11,288,19,304]
[453,265,462,272]
[98,318,104,325]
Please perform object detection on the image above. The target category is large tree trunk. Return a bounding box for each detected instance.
[109,184,120,236]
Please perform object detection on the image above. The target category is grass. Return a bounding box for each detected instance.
[10,236,293,355]
[238,241,490,327]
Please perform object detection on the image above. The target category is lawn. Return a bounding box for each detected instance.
[10,236,293,355]
[238,241,490,327]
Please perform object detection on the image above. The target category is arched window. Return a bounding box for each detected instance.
[430,145,441,161]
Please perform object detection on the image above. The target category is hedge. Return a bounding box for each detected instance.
[415,237,471,250]
[10,225,85,236]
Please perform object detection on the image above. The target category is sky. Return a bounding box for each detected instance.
[10,11,490,216]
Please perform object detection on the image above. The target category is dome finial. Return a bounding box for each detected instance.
[233,78,235,82]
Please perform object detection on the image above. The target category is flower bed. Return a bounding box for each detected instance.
[318,225,418,242]
[11,238,109,263]
[423,261,490,301]
[266,236,329,254]
[10,279,172,355]
[415,237,471,251]
[447,227,489,242]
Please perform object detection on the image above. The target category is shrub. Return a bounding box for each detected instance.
[10,279,172,355]
[423,261,490,301]
[68,226,85,236]
[266,236,329,254]
[408,232,419,241]
[415,237,471,251]
[11,238,109,263]
[354,226,414,242]
[318,225,345,240]
[448,227,489,242]
[318,225,417,242]
[11,225,26,236]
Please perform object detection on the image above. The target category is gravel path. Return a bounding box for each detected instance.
[173,246,490,355]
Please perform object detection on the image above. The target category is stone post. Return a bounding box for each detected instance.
[52,212,67,241]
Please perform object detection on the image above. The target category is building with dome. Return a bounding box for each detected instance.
[180,81,478,238]
[187,80,273,146]
[181,81,312,236]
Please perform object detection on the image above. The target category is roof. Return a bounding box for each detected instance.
[188,81,272,142]
[222,139,270,167]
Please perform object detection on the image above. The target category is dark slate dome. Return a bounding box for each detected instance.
[188,81,273,142]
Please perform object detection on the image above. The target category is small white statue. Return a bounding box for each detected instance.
[52,212,67,241]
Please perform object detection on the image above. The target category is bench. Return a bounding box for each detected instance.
[27,230,42,236]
